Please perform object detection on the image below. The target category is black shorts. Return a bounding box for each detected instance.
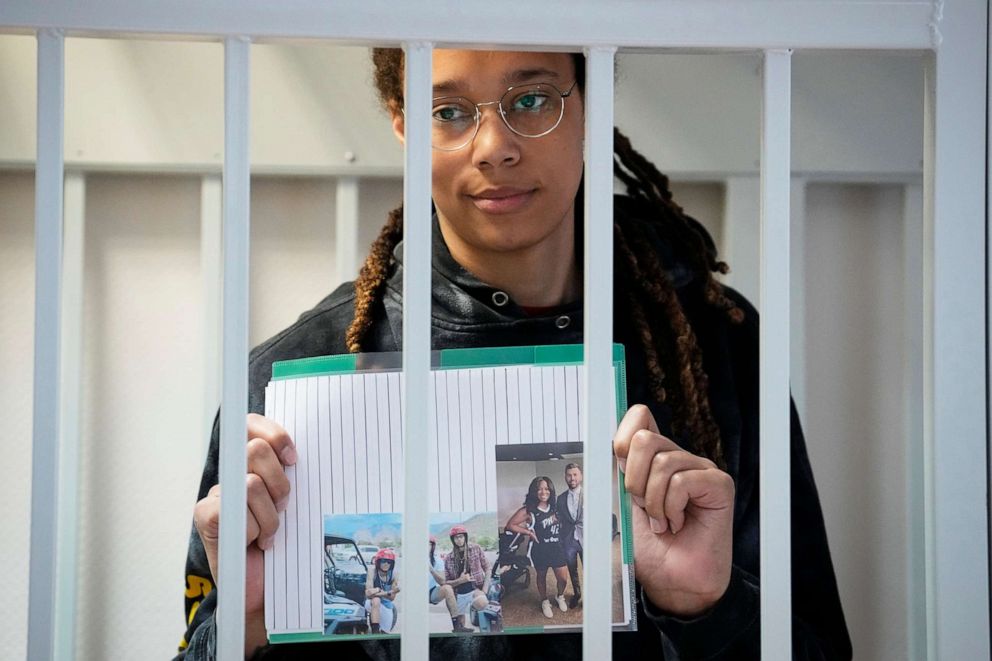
[531,540,566,570]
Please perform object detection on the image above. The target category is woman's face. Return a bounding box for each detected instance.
[537,479,551,502]
[392,50,584,258]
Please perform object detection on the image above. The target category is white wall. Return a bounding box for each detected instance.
[0,36,924,661]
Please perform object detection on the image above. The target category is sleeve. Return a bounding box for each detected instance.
[173,414,222,660]
[639,403,853,660]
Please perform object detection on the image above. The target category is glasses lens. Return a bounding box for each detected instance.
[501,84,563,137]
[432,97,477,150]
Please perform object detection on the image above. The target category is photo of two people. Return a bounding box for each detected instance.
[495,442,625,628]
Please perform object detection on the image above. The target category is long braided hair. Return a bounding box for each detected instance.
[349,49,742,468]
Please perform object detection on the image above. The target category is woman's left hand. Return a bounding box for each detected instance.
[613,404,735,618]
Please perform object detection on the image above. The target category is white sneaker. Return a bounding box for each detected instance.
[541,599,553,618]
[556,595,568,612]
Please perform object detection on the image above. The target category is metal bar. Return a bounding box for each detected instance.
[54,171,85,661]
[925,0,990,656]
[201,174,222,457]
[335,175,360,283]
[758,49,792,661]
[399,40,432,661]
[26,27,64,661]
[0,0,935,50]
[582,44,615,661]
[901,183,926,661]
[217,35,251,661]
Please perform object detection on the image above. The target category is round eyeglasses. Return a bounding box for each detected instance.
[431,81,578,152]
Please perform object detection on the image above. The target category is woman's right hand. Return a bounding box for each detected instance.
[192,413,296,652]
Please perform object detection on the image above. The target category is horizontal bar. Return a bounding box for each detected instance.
[582,44,615,661]
[399,40,432,661]
[1,0,935,50]
[217,35,251,661]
[27,27,64,661]
[758,48,792,661]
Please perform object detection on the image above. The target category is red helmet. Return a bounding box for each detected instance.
[449,525,468,538]
[373,548,396,564]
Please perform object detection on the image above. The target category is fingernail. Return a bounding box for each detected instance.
[259,536,272,550]
[617,458,626,473]
[281,445,298,465]
[277,498,289,512]
[632,495,645,508]
[649,517,663,534]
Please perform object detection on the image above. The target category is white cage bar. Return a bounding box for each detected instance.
[758,49,792,660]
[5,1,988,660]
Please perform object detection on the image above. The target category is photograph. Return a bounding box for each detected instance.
[495,443,626,629]
[427,511,501,635]
[322,513,403,637]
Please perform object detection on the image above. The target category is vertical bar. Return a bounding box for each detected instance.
[922,55,937,661]
[201,174,222,457]
[55,171,85,661]
[759,49,792,661]
[27,27,64,661]
[582,45,615,661]
[335,176,360,283]
[400,41,432,661]
[926,0,990,655]
[901,183,926,661]
[217,36,251,661]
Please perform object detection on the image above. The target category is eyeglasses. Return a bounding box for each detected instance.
[431,81,578,152]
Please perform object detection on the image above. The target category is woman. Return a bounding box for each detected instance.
[364,549,400,634]
[179,48,851,659]
[505,476,569,618]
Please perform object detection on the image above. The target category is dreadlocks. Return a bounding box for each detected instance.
[349,49,742,469]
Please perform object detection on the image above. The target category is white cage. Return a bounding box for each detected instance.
[1,1,987,660]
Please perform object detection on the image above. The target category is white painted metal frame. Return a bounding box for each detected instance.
[758,49,792,660]
[217,36,251,661]
[8,1,988,660]
[26,28,64,661]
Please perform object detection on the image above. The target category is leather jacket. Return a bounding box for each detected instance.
[178,198,851,660]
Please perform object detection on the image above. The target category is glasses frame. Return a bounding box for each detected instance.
[430,80,578,152]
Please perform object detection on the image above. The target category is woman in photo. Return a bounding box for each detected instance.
[505,476,569,618]
[364,549,400,634]
[180,47,851,659]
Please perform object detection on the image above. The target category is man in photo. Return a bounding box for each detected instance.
[443,525,492,631]
[429,535,473,632]
[557,462,583,608]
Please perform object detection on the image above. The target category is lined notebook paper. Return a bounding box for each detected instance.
[263,345,635,642]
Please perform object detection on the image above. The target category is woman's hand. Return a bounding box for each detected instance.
[613,404,734,618]
[192,413,295,653]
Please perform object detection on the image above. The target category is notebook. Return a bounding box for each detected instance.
[263,344,636,642]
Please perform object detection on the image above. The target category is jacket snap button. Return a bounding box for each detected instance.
[555,315,571,329]
[492,291,509,307]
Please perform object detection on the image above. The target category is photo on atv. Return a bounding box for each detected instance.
[322,512,402,637]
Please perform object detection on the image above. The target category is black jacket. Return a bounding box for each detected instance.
[556,490,581,547]
[177,199,852,660]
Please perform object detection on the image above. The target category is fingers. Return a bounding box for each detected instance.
[612,404,661,463]
[642,452,710,533]
[246,473,282,549]
[247,437,292,509]
[663,468,735,533]
[247,413,297,466]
